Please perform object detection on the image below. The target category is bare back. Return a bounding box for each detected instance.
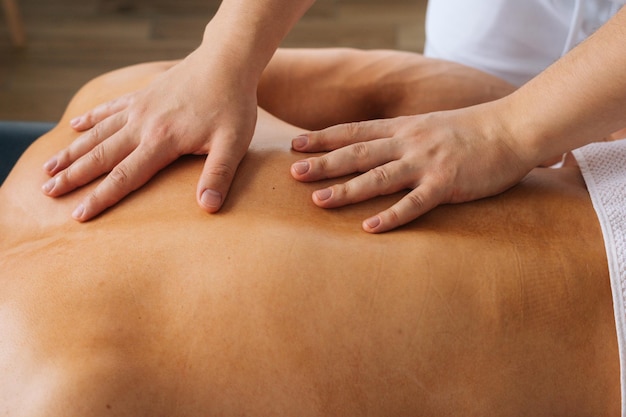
[0,62,620,416]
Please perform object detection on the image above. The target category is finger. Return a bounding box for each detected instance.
[72,141,176,221]
[197,139,247,212]
[291,118,401,152]
[291,137,397,182]
[362,183,443,234]
[42,130,135,198]
[69,93,132,131]
[311,160,413,208]
[44,113,126,176]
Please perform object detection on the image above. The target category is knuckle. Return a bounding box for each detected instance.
[339,183,359,204]
[55,170,71,189]
[56,148,70,166]
[144,124,178,152]
[308,132,325,149]
[87,145,107,167]
[332,183,347,200]
[323,183,350,205]
[61,162,82,184]
[97,98,119,117]
[369,166,392,187]
[56,165,79,190]
[147,118,176,142]
[405,192,427,212]
[317,155,329,172]
[205,162,235,181]
[104,99,117,112]
[82,111,96,127]
[145,131,179,159]
[149,123,171,141]
[89,122,104,143]
[85,190,106,212]
[385,206,402,225]
[344,122,362,140]
[108,165,131,189]
[351,142,370,161]
[85,190,99,206]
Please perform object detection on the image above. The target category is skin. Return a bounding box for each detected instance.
[40,5,626,234]
[0,57,620,417]
[40,0,314,220]
[0,59,621,417]
[291,7,626,233]
[41,48,514,220]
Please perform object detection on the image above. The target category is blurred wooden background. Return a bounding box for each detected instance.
[0,0,427,122]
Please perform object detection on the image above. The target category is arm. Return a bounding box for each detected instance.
[291,7,626,233]
[42,0,313,221]
[502,6,626,164]
[202,0,314,86]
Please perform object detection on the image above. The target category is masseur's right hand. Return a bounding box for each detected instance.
[41,41,258,221]
[40,0,314,221]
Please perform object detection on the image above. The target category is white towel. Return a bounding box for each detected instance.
[574,139,626,416]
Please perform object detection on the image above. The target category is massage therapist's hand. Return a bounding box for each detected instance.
[41,44,257,221]
[290,104,538,233]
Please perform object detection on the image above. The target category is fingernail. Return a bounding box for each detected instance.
[364,216,381,229]
[292,161,310,175]
[70,117,81,128]
[41,178,56,194]
[314,188,332,201]
[292,135,308,150]
[72,204,85,220]
[43,157,58,173]
[201,189,222,209]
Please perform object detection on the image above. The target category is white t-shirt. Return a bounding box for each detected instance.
[424,0,623,86]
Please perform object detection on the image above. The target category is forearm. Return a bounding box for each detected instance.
[503,6,626,165]
[258,49,516,130]
[201,0,315,88]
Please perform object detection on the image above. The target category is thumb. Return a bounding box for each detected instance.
[196,143,245,213]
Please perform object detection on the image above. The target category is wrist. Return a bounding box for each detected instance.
[493,92,576,169]
[200,0,313,86]
[495,95,543,167]
[191,24,262,94]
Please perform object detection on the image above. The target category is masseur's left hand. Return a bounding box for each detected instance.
[290,103,537,233]
[299,6,626,233]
